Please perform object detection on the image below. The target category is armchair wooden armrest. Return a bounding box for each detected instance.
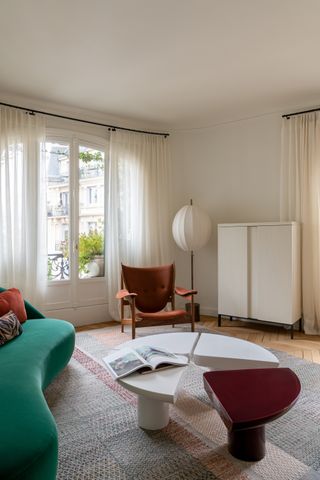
[116,289,138,300]
[175,287,198,297]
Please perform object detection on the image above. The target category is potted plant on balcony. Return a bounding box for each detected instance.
[79,229,104,277]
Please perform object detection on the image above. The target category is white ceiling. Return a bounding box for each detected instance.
[1,0,320,129]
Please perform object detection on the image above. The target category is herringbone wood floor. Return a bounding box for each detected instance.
[201,316,320,363]
[78,316,320,364]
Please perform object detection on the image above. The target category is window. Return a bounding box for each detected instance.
[45,137,106,281]
[78,146,105,278]
[88,221,97,231]
[87,186,98,205]
[60,192,69,214]
[46,142,70,281]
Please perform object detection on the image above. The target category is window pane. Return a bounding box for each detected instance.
[46,142,70,281]
[78,146,105,278]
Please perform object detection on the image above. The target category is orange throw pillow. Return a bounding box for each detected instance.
[0,289,27,323]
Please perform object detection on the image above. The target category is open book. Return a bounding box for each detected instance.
[102,345,188,379]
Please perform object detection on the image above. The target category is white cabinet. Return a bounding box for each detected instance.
[218,222,301,335]
[218,226,248,318]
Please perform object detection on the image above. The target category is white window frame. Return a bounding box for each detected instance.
[45,128,108,286]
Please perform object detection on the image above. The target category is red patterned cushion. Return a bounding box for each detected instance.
[0,289,27,323]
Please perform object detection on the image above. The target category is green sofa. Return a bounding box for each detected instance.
[0,288,75,480]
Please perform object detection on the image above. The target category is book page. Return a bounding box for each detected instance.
[104,349,149,378]
[134,345,187,369]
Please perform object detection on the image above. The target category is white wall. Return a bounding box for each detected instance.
[1,92,283,323]
[170,113,282,315]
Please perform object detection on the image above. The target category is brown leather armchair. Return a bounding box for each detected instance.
[116,263,197,339]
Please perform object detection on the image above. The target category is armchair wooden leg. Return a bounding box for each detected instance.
[131,299,136,339]
[132,320,135,339]
[121,301,124,333]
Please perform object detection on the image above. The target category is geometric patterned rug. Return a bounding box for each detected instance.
[44,324,320,480]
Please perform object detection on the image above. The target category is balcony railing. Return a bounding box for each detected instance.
[47,205,69,217]
[48,253,69,280]
[47,252,104,280]
[79,166,103,178]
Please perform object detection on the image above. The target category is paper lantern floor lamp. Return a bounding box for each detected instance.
[172,199,212,320]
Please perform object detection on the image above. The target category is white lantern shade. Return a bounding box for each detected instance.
[172,204,212,252]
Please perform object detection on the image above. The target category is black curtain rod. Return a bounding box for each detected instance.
[0,101,170,137]
[282,106,320,119]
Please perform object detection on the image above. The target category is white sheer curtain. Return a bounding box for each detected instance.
[0,106,47,305]
[106,130,173,319]
[280,112,320,334]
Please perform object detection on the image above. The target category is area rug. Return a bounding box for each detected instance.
[45,324,320,480]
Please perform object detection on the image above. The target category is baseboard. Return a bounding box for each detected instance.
[199,306,218,317]
[43,303,113,326]
[43,303,217,326]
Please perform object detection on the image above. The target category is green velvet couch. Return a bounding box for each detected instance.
[0,288,75,480]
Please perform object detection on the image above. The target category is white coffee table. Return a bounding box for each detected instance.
[193,333,279,370]
[117,332,198,430]
[116,332,279,430]
[119,365,187,429]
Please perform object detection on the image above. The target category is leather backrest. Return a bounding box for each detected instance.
[121,264,175,313]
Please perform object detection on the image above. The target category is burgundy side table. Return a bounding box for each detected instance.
[204,368,301,461]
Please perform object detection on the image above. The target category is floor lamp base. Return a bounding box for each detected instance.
[185,302,200,322]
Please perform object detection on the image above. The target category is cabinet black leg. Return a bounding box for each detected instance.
[290,325,294,340]
[218,314,222,327]
[299,318,303,332]
[230,316,233,321]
